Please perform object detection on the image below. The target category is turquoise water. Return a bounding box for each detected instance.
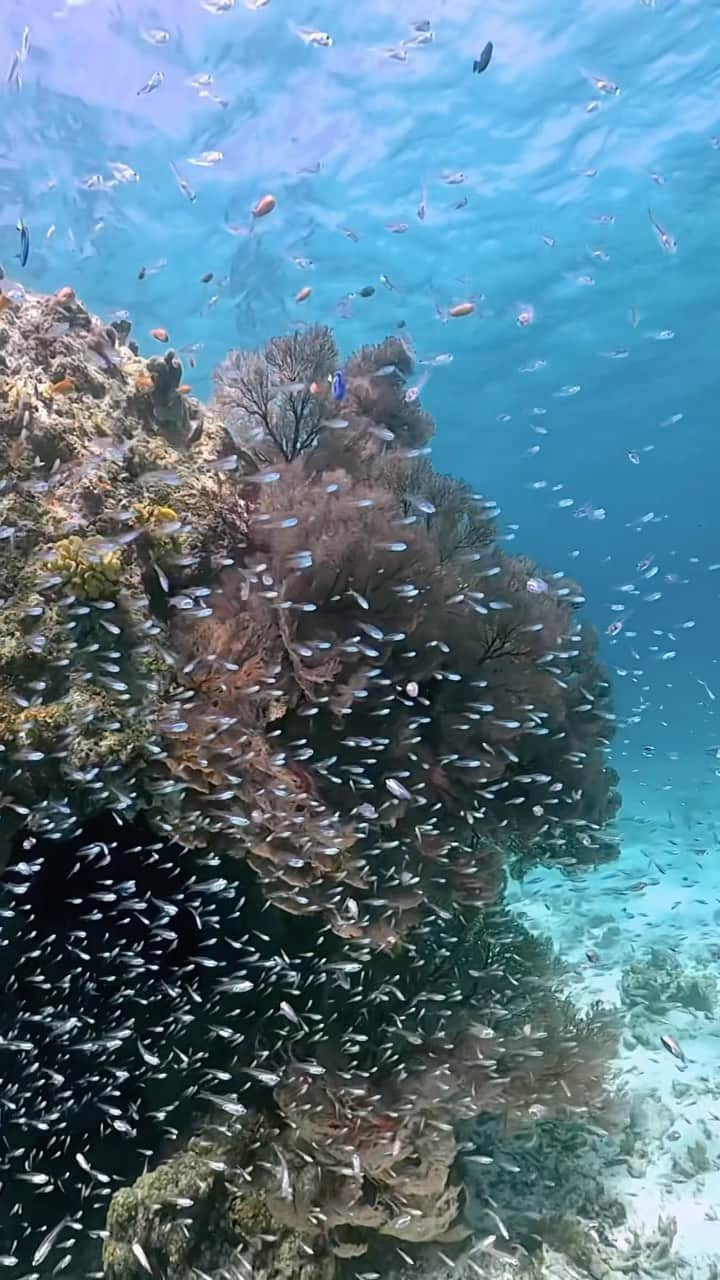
[5,0,718,791]
[2,0,720,1274]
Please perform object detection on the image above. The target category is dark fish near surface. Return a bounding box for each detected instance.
[473,42,493,73]
[16,219,29,267]
[137,70,163,95]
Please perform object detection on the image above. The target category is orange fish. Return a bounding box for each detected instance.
[150,327,169,342]
[295,286,312,303]
[448,301,475,318]
[135,373,154,390]
[178,384,192,394]
[50,377,75,396]
[54,286,75,303]
[252,193,276,219]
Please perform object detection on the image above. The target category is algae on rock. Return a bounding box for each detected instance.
[103,1118,336,1280]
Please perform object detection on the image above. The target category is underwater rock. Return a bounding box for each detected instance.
[0,285,234,856]
[618,1089,674,1179]
[529,1213,689,1280]
[628,1090,674,1143]
[103,1115,337,1280]
[143,349,201,447]
[378,1220,691,1280]
[670,1138,714,1182]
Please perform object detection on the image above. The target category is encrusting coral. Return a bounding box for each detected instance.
[0,288,623,1273]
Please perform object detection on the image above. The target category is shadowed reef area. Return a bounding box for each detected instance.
[0,287,645,1280]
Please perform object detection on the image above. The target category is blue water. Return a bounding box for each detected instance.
[2,0,720,1272]
[5,0,719,803]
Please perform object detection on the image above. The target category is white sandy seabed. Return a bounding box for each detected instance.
[510,798,720,1278]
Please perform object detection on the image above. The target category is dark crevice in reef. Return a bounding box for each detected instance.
[0,810,319,1268]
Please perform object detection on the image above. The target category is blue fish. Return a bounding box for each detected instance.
[473,41,493,74]
[331,370,346,401]
[16,219,29,268]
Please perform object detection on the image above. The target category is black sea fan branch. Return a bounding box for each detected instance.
[213,326,339,466]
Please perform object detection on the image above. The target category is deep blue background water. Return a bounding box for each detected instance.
[2,0,719,800]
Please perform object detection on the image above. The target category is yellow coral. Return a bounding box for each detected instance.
[228,1193,275,1235]
[133,502,179,528]
[45,535,123,599]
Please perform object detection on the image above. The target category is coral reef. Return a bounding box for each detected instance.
[620,947,715,1052]
[104,1120,687,1280]
[0,297,619,942]
[620,948,716,1017]
[0,290,623,1272]
[462,1114,626,1252]
[100,903,620,1275]
[103,1115,335,1280]
[618,1090,674,1179]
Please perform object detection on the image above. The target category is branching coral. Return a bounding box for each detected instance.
[621,947,716,1016]
[213,325,339,464]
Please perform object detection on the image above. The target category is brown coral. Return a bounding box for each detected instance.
[0,299,618,947]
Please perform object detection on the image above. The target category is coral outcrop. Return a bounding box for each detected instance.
[620,946,716,1052]
[621,947,716,1018]
[100,903,620,1276]
[0,288,623,1275]
[0,295,619,943]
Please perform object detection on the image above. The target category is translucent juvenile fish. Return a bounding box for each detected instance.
[139,469,182,486]
[410,496,436,515]
[108,162,139,183]
[587,72,620,95]
[137,70,163,95]
[187,150,224,167]
[419,353,453,367]
[132,1242,153,1275]
[170,161,197,204]
[648,207,677,253]
[290,23,333,47]
[142,27,171,44]
[386,778,412,801]
[32,1219,69,1267]
[404,371,430,403]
